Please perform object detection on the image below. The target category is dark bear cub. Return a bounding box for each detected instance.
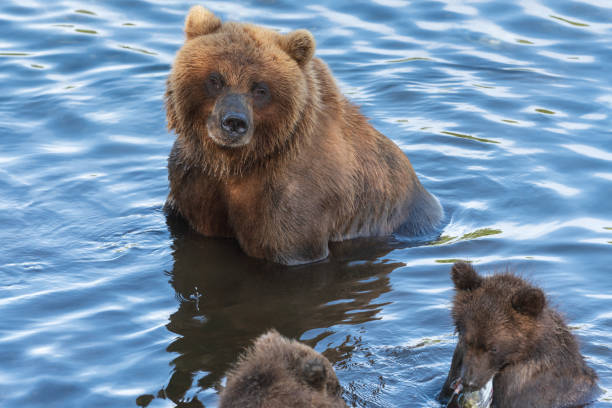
[441,262,599,408]
[219,330,348,407]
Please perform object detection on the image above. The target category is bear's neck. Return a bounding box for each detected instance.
[493,310,597,407]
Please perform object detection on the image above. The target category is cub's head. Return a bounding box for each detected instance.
[166,6,316,176]
[450,262,547,391]
[219,330,345,407]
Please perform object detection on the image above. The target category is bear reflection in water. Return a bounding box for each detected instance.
[136,215,405,407]
[441,262,600,408]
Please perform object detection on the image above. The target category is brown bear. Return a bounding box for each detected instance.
[164,6,443,265]
[440,262,600,408]
[218,330,347,408]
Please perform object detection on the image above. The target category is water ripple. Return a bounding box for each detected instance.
[1,0,611,407]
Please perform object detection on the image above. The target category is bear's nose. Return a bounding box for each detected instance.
[221,113,248,135]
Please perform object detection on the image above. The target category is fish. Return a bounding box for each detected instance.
[446,378,493,408]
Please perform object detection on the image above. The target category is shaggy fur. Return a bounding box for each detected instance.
[440,262,599,408]
[164,6,442,265]
[219,330,347,408]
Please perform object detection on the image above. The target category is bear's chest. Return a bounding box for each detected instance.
[169,167,232,237]
[224,176,271,218]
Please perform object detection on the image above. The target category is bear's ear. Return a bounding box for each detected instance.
[512,287,545,317]
[184,5,221,40]
[281,29,315,66]
[301,358,326,389]
[451,262,482,291]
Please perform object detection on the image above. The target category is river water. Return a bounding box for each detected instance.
[1,0,611,407]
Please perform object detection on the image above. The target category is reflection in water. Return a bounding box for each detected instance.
[138,216,405,407]
[3,0,612,406]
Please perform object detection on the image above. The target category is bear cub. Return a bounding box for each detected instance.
[441,262,600,408]
[219,330,347,408]
[164,6,442,265]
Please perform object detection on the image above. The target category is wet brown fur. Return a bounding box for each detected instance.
[219,330,347,408]
[441,262,599,408]
[164,6,442,265]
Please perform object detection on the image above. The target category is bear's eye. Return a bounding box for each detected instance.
[251,82,270,101]
[205,72,225,94]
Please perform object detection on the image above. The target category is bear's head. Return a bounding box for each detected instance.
[449,262,547,391]
[166,6,316,177]
[219,330,345,407]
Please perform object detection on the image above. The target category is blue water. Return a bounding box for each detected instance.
[1,1,611,407]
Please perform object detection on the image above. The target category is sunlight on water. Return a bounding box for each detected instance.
[0,0,611,407]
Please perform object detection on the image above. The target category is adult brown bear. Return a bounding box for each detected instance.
[165,6,442,265]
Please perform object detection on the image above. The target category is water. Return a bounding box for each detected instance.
[1,0,611,407]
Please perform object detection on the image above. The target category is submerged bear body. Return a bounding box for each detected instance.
[441,262,600,408]
[165,6,442,265]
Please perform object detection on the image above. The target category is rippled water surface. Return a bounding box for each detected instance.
[1,0,611,407]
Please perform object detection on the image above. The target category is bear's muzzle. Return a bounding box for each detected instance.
[207,93,253,147]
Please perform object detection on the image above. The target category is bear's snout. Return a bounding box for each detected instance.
[207,93,253,147]
[221,112,248,135]
[459,350,496,392]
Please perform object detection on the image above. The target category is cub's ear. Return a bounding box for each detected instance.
[451,262,482,291]
[301,358,326,389]
[512,287,545,317]
[281,29,315,66]
[185,5,221,40]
